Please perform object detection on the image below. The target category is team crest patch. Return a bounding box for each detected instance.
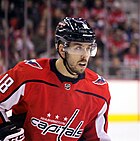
[92,75,107,85]
[24,59,43,69]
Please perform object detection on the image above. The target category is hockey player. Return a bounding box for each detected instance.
[0,17,111,141]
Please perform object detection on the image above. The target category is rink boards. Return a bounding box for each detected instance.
[108,80,140,122]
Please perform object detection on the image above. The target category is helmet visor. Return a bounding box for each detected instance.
[63,42,97,57]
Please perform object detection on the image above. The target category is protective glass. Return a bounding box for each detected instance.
[63,43,97,57]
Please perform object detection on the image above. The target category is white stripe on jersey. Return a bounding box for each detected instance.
[0,84,25,110]
[95,102,111,141]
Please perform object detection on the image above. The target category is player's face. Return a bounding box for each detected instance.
[65,42,91,74]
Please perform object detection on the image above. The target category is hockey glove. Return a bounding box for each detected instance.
[0,122,25,141]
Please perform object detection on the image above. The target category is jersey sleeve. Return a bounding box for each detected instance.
[0,61,26,124]
[81,100,111,141]
[80,82,111,141]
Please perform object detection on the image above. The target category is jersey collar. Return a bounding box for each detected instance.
[50,59,85,84]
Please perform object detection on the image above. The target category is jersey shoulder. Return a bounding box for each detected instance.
[85,68,107,85]
[85,68,110,101]
[18,58,50,70]
[10,58,51,81]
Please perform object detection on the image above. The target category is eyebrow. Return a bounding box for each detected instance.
[72,43,92,46]
[72,43,82,46]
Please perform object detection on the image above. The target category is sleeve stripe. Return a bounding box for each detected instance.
[0,84,25,110]
[95,102,111,141]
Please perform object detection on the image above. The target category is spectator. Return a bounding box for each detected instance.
[0,27,5,59]
[126,17,139,42]
[32,21,47,58]
[0,57,5,75]
[70,0,90,19]
[107,27,129,57]
[88,57,104,75]
[90,0,106,26]
[123,42,139,67]
[13,29,35,61]
[109,56,121,78]
[107,1,127,29]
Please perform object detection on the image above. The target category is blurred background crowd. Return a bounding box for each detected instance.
[0,0,139,79]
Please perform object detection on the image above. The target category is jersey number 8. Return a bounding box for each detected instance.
[0,74,14,93]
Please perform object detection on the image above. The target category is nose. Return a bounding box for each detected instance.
[81,50,90,59]
[82,48,90,56]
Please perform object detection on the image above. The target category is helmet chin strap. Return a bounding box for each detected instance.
[63,57,78,76]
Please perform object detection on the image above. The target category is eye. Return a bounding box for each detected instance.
[74,46,82,51]
[86,46,92,51]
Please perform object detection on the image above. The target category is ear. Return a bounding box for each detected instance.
[58,44,65,58]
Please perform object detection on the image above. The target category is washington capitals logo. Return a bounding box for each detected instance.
[31,109,84,141]
[24,59,43,69]
[92,75,107,85]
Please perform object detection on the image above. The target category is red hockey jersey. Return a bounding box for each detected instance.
[0,58,111,141]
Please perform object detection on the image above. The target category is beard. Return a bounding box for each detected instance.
[65,54,88,75]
